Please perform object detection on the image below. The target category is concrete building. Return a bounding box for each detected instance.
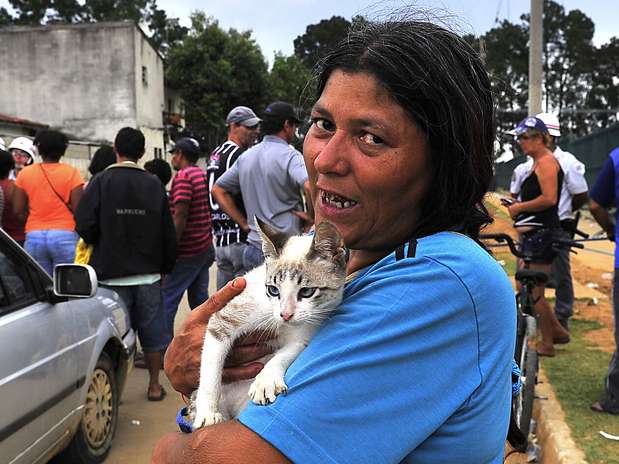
[0,21,169,165]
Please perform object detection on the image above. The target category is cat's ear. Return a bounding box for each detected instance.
[308,221,346,267]
[255,216,288,260]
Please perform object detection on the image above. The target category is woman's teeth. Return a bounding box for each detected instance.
[322,191,357,209]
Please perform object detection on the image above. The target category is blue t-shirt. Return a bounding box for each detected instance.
[239,231,516,463]
[590,147,619,267]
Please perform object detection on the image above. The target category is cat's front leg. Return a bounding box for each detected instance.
[193,330,232,430]
[248,336,308,405]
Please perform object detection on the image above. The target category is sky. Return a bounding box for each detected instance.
[1,0,616,62]
[153,0,617,61]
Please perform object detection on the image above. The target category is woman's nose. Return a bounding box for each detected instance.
[313,132,349,175]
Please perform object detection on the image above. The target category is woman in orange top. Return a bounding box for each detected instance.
[14,130,84,275]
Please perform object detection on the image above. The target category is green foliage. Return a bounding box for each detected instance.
[293,15,351,70]
[165,12,269,147]
[542,319,619,464]
[268,52,313,114]
[470,0,618,154]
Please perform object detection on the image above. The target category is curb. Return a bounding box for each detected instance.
[534,369,588,464]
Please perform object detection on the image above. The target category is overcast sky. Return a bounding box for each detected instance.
[1,0,616,63]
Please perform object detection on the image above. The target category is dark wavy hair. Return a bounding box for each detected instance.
[88,145,116,176]
[315,20,494,240]
[0,149,15,179]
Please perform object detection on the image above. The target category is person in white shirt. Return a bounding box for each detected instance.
[510,112,589,330]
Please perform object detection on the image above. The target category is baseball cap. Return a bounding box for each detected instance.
[535,112,561,137]
[512,117,549,136]
[226,106,261,127]
[263,101,302,123]
[169,137,201,157]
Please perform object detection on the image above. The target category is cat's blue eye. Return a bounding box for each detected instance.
[266,285,280,298]
[298,287,317,299]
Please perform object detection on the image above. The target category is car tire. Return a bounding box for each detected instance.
[54,352,118,464]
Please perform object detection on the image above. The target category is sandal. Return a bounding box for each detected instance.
[147,385,167,402]
[536,342,555,357]
[590,401,619,415]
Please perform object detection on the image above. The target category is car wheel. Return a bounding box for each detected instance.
[55,352,118,464]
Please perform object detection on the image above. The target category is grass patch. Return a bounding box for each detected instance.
[541,319,619,464]
[485,199,511,221]
[494,251,517,276]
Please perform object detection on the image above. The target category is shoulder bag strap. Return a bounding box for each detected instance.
[39,164,73,213]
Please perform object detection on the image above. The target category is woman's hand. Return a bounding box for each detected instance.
[507,202,521,219]
[163,278,273,396]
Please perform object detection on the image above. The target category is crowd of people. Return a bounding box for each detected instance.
[0,100,311,403]
[1,13,618,463]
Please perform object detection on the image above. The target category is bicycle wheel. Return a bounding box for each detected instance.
[516,346,538,438]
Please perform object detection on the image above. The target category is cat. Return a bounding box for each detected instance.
[190,219,347,430]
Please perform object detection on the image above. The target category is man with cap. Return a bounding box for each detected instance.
[207,106,260,289]
[510,112,589,330]
[162,137,214,341]
[212,101,312,270]
[8,136,36,179]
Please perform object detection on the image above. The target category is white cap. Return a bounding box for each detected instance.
[8,137,36,161]
[0,137,5,151]
[535,112,561,137]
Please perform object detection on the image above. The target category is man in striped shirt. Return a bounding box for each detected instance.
[207,106,260,289]
[162,137,214,339]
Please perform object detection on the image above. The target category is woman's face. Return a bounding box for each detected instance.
[304,70,431,251]
[516,131,544,156]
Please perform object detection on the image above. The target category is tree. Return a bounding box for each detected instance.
[146,5,187,54]
[165,12,269,148]
[268,53,313,114]
[293,15,352,69]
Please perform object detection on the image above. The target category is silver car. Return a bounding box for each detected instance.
[0,229,136,463]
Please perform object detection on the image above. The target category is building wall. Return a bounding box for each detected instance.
[134,28,165,163]
[0,22,138,143]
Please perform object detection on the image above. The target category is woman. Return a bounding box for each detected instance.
[506,117,570,357]
[0,149,26,245]
[14,130,84,275]
[8,136,36,179]
[154,19,515,463]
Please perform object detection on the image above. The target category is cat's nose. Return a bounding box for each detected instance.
[280,311,294,321]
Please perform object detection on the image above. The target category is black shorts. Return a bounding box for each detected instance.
[521,229,560,264]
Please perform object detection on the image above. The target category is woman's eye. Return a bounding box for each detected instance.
[298,287,317,298]
[266,285,280,298]
[359,133,384,145]
[313,118,334,132]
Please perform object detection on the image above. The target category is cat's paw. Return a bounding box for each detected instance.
[248,372,288,405]
[192,409,225,430]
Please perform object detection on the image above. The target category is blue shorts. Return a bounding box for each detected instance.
[103,282,170,353]
[521,229,560,264]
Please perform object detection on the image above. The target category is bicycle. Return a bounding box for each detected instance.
[480,231,583,450]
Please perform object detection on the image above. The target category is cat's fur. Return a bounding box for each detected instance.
[190,219,347,430]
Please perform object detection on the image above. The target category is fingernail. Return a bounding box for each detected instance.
[231,278,240,288]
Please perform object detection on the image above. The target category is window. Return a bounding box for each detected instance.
[142,66,148,86]
[0,245,37,311]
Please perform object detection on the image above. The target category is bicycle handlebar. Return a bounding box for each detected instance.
[479,232,584,259]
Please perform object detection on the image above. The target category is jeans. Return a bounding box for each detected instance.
[162,247,215,339]
[243,243,264,271]
[25,230,78,276]
[552,229,574,321]
[601,270,619,412]
[215,242,247,290]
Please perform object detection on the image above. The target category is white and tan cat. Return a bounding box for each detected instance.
[190,219,347,430]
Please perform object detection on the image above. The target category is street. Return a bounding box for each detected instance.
[104,267,218,463]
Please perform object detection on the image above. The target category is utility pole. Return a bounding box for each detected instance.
[528,0,543,115]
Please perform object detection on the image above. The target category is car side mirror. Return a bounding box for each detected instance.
[53,264,98,298]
